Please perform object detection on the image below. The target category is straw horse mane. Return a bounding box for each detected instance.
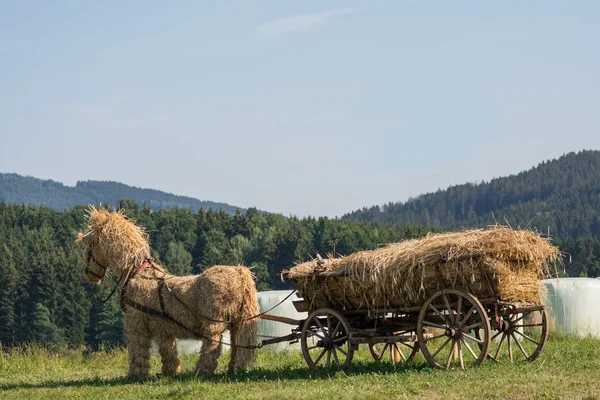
[78,207,259,380]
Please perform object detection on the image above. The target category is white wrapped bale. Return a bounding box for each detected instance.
[257,290,307,351]
[542,278,600,336]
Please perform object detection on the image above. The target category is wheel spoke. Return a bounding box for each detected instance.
[314,348,327,365]
[326,349,331,368]
[430,303,447,322]
[512,313,526,325]
[380,344,389,360]
[513,330,540,346]
[458,339,465,369]
[511,332,530,359]
[332,348,340,368]
[327,315,332,334]
[457,295,463,323]
[332,320,341,337]
[443,294,455,324]
[462,322,485,332]
[490,330,502,342]
[460,306,475,325]
[493,333,506,360]
[445,339,455,369]
[307,345,320,351]
[308,331,326,341]
[334,344,347,357]
[508,333,513,361]
[461,338,478,360]
[399,341,416,350]
[431,336,452,359]
[423,320,447,330]
[315,317,326,333]
[462,332,484,344]
[333,335,348,343]
[393,343,407,362]
[424,332,447,342]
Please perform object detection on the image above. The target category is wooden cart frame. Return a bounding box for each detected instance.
[259,263,549,371]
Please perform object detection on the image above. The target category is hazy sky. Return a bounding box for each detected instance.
[1,1,599,217]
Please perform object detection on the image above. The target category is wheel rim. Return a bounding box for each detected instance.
[369,334,419,364]
[301,308,354,370]
[417,289,491,369]
[484,308,549,362]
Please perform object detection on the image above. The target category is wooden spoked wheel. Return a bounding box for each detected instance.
[368,334,419,364]
[417,289,491,369]
[484,308,549,362]
[301,308,354,370]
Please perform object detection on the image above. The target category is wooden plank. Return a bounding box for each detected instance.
[260,314,302,326]
[502,304,545,314]
[350,334,419,345]
[292,300,310,313]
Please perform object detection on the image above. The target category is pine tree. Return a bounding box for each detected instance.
[163,241,193,276]
[0,244,17,345]
[30,303,62,346]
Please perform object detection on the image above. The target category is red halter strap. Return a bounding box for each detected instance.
[131,260,150,279]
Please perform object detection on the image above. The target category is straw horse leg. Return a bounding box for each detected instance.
[156,335,181,375]
[228,320,256,373]
[125,314,152,380]
[195,333,223,374]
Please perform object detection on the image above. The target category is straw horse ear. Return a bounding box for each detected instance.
[76,232,85,243]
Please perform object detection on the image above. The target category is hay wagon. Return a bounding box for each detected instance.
[260,228,558,371]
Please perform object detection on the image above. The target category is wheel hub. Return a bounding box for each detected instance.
[445,327,459,337]
[496,318,512,332]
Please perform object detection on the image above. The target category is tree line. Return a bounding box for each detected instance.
[1,198,598,350]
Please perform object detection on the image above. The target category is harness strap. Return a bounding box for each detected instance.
[85,253,108,280]
[122,297,261,350]
[158,271,166,313]
[166,287,297,324]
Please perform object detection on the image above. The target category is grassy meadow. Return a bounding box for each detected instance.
[1,334,599,400]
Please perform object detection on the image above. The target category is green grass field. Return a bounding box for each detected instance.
[1,334,599,400]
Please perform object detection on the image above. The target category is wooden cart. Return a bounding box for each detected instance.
[260,256,549,371]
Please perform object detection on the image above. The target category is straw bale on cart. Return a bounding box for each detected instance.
[283,227,561,311]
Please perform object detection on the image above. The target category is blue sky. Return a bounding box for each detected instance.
[1,1,599,217]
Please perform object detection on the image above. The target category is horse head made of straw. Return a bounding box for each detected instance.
[77,206,151,284]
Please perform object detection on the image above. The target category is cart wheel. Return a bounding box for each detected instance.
[301,308,354,370]
[368,333,419,364]
[483,308,549,362]
[417,289,491,369]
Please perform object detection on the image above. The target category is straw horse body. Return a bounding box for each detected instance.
[78,208,259,380]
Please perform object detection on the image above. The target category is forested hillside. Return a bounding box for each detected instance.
[0,173,242,214]
[0,200,432,349]
[344,150,600,240]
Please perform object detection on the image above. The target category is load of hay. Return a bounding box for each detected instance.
[283,226,561,311]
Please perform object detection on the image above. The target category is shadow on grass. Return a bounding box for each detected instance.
[0,361,433,391]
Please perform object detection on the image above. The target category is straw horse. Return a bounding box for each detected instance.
[77,208,259,380]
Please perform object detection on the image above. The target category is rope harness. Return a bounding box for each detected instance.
[88,255,297,350]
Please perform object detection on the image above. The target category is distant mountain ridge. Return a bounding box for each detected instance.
[343,150,600,240]
[0,173,244,214]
